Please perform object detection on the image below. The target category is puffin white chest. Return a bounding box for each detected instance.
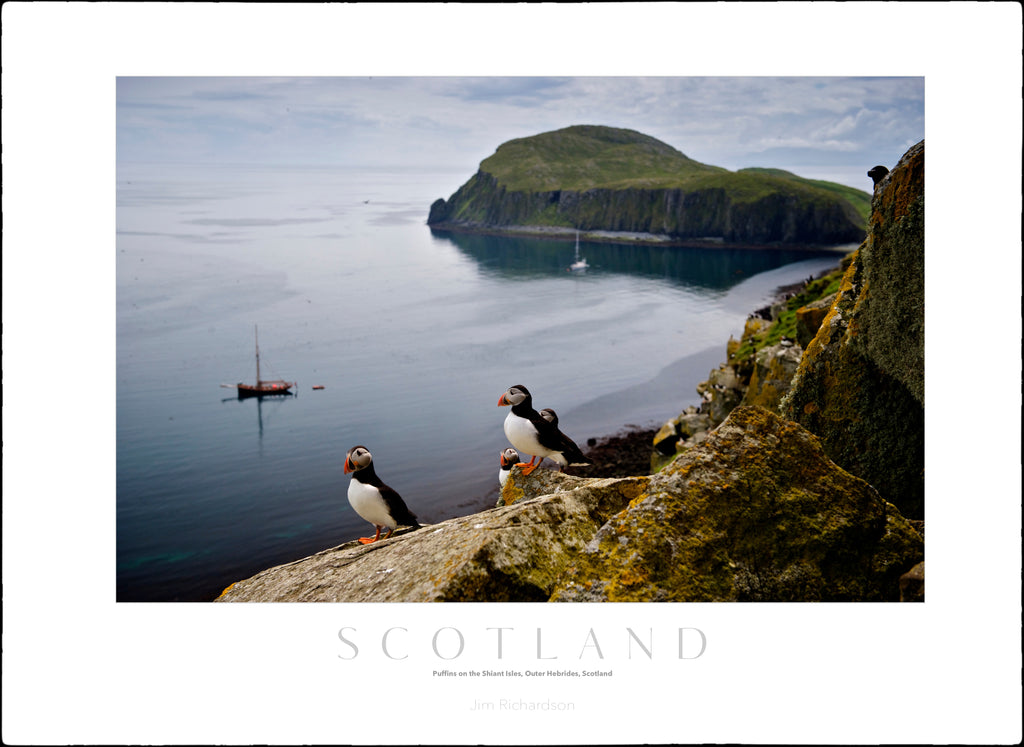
[348,479,397,529]
[504,410,551,458]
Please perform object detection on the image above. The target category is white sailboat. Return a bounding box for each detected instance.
[568,230,589,272]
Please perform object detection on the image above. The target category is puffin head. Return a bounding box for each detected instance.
[498,384,531,407]
[344,445,373,474]
[500,447,520,468]
[867,165,889,186]
[539,408,559,427]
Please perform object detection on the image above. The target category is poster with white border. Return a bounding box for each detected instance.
[3,3,1021,745]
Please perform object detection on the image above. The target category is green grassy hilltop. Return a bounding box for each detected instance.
[479,124,728,191]
[429,125,871,246]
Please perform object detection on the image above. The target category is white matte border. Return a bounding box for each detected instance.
[2,3,1021,745]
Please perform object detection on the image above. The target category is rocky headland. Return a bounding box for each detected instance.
[427,125,870,247]
[217,140,924,604]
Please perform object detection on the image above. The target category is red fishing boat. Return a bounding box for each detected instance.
[221,325,295,398]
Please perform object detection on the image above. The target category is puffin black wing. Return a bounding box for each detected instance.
[554,431,591,466]
[531,411,591,466]
[380,485,420,528]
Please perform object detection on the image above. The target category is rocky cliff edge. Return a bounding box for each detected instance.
[217,407,922,603]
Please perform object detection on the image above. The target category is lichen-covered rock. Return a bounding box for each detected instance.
[696,363,746,425]
[741,341,802,412]
[497,466,590,507]
[795,292,836,348]
[651,406,713,472]
[855,140,925,405]
[781,141,924,519]
[551,406,923,602]
[653,420,683,456]
[217,469,647,603]
[218,408,920,603]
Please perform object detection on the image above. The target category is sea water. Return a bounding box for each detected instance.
[116,162,850,601]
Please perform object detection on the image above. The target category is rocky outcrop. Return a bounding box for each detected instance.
[650,277,837,471]
[696,359,748,425]
[782,141,925,518]
[741,340,803,412]
[217,471,647,603]
[652,406,713,472]
[853,140,925,405]
[652,141,924,519]
[795,293,836,348]
[553,407,922,602]
[217,407,922,603]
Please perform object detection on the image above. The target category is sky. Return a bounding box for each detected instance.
[117,76,923,191]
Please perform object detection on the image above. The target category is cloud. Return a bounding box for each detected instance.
[116,76,924,189]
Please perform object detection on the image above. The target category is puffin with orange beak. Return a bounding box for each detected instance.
[499,447,520,488]
[344,445,420,544]
[498,385,591,476]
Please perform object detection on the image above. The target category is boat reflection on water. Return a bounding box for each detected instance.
[220,389,293,441]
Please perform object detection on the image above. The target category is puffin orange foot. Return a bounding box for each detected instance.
[519,461,541,476]
[358,526,383,544]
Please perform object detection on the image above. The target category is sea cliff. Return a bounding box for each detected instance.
[427,125,869,247]
[217,140,925,604]
[655,141,924,521]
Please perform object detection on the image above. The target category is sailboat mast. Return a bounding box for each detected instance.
[254,325,261,386]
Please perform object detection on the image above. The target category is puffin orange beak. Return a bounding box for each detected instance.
[498,393,509,406]
[344,458,353,474]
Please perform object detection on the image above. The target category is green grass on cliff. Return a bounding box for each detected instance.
[739,167,872,223]
[478,126,871,220]
[480,125,728,191]
[732,264,847,365]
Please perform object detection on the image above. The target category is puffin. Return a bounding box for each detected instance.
[499,447,520,488]
[868,165,889,186]
[539,408,558,427]
[497,385,592,475]
[343,445,420,544]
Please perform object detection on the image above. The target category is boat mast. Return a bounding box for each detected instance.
[254,325,262,386]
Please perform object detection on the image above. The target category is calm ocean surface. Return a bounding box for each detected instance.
[116,163,851,601]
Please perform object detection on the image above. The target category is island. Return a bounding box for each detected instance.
[428,125,870,247]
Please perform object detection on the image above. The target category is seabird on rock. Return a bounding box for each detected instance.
[868,165,889,186]
[499,447,520,488]
[344,445,420,544]
[497,385,591,475]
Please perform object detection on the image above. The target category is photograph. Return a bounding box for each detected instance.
[3,3,1021,745]
[115,74,924,606]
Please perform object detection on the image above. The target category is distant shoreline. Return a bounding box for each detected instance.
[427,223,859,252]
